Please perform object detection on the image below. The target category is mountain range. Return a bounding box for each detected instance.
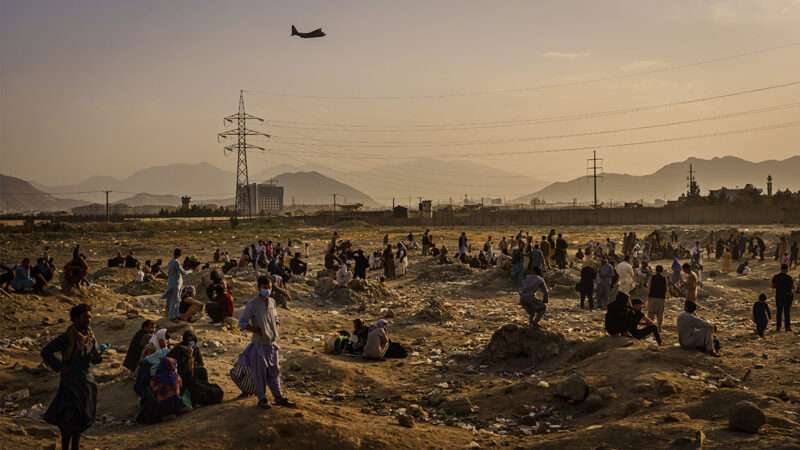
[0,175,88,213]
[512,156,800,204]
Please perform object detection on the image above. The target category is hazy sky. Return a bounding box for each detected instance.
[2,0,800,189]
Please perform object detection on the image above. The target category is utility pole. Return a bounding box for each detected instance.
[104,190,112,222]
[218,90,269,219]
[332,193,337,217]
[586,150,603,209]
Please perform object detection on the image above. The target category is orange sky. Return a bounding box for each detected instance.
[2,0,800,186]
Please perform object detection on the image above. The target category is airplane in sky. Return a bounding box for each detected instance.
[291,25,326,39]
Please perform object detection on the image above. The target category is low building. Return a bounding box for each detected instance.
[708,184,762,203]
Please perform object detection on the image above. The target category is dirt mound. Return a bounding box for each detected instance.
[415,263,475,282]
[89,266,137,285]
[480,323,569,363]
[323,278,399,305]
[543,269,580,287]
[114,280,164,296]
[413,298,454,322]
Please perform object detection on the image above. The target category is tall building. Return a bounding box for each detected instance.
[242,183,284,215]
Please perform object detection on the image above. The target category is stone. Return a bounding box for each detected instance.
[206,340,221,349]
[555,374,589,403]
[441,397,476,416]
[663,412,691,423]
[107,318,126,330]
[729,401,766,433]
[584,393,604,412]
[398,414,415,428]
[656,380,679,396]
[596,386,616,400]
[481,324,568,363]
[669,430,705,449]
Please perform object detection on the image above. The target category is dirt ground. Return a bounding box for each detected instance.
[0,222,799,450]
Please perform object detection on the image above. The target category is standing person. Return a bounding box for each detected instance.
[529,244,544,274]
[41,304,105,450]
[382,246,396,279]
[647,265,668,331]
[753,293,771,338]
[396,243,408,277]
[791,241,799,270]
[721,246,732,273]
[519,267,549,327]
[683,263,699,303]
[164,248,190,322]
[615,256,636,298]
[772,264,794,332]
[578,263,596,310]
[457,232,468,259]
[237,276,295,409]
[596,258,614,309]
[555,234,568,269]
[540,236,552,270]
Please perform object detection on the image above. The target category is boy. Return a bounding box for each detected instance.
[753,293,771,338]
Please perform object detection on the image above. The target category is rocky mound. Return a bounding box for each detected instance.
[316,277,399,305]
[480,324,569,363]
[413,298,454,322]
[415,263,475,283]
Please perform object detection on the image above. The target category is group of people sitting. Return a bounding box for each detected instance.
[325,318,408,360]
[324,232,409,282]
[123,321,224,424]
[2,245,90,295]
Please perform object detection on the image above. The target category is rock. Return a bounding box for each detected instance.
[663,412,691,423]
[555,374,589,403]
[729,401,766,433]
[206,340,221,349]
[656,380,679,396]
[414,299,454,322]
[584,393,604,412]
[5,388,30,402]
[398,414,415,428]
[107,318,126,330]
[481,324,568,363]
[596,386,616,400]
[537,381,550,389]
[441,397,476,416]
[669,430,705,449]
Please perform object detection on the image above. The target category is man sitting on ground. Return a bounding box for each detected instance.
[337,261,353,286]
[324,248,341,271]
[677,301,720,356]
[177,286,203,322]
[11,258,36,292]
[124,251,139,269]
[626,298,662,345]
[289,252,308,276]
[205,270,234,323]
[108,252,125,268]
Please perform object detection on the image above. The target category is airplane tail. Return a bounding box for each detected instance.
[291,25,298,36]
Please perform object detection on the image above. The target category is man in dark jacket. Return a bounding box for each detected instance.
[578,264,596,310]
[647,265,668,331]
[772,264,794,331]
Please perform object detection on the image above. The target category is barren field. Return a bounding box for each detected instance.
[0,221,799,450]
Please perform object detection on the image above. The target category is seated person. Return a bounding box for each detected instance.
[136,357,191,424]
[11,258,35,292]
[108,252,125,268]
[62,246,89,291]
[289,253,308,276]
[274,255,292,283]
[31,257,54,291]
[604,292,631,336]
[363,320,390,360]
[438,245,452,265]
[347,319,369,354]
[178,286,203,322]
[337,262,353,286]
[205,271,234,323]
[123,320,155,373]
[519,267,549,327]
[430,244,441,257]
[150,259,166,278]
[124,251,139,269]
[182,256,201,271]
[626,298,662,345]
[237,248,251,269]
[0,263,13,290]
[677,301,720,356]
[167,331,223,407]
[736,261,751,276]
[213,249,221,263]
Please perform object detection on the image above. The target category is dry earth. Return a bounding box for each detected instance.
[0,221,799,450]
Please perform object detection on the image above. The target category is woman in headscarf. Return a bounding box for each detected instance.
[141,329,170,359]
[123,320,155,374]
[167,331,224,407]
[41,304,104,450]
[134,329,171,399]
[382,246,396,280]
[363,320,390,360]
[136,357,191,424]
[177,285,203,322]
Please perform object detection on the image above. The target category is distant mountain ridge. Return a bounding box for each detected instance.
[0,174,88,212]
[268,171,378,207]
[513,156,800,204]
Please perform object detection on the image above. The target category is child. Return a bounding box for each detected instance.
[753,293,771,338]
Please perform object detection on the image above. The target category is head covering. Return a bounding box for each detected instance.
[180,285,196,299]
[148,328,168,349]
[374,319,388,329]
[154,357,179,385]
[182,330,197,345]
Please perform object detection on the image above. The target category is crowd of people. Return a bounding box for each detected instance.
[7,227,796,449]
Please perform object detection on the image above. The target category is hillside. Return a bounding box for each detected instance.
[268,171,378,207]
[513,156,800,204]
[0,174,88,213]
[113,193,182,207]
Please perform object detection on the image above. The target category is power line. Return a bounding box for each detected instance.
[269,101,800,148]
[266,79,800,131]
[245,42,800,100]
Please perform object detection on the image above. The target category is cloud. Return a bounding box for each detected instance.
[543,51,590,60]
[619,60,668,72]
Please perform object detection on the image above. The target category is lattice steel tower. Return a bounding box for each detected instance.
[218,90,270,217]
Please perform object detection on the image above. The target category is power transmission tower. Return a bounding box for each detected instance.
[586,151,604,208]
[686,164,700,198]
[104,190,112,222]
[218,90,269,218]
